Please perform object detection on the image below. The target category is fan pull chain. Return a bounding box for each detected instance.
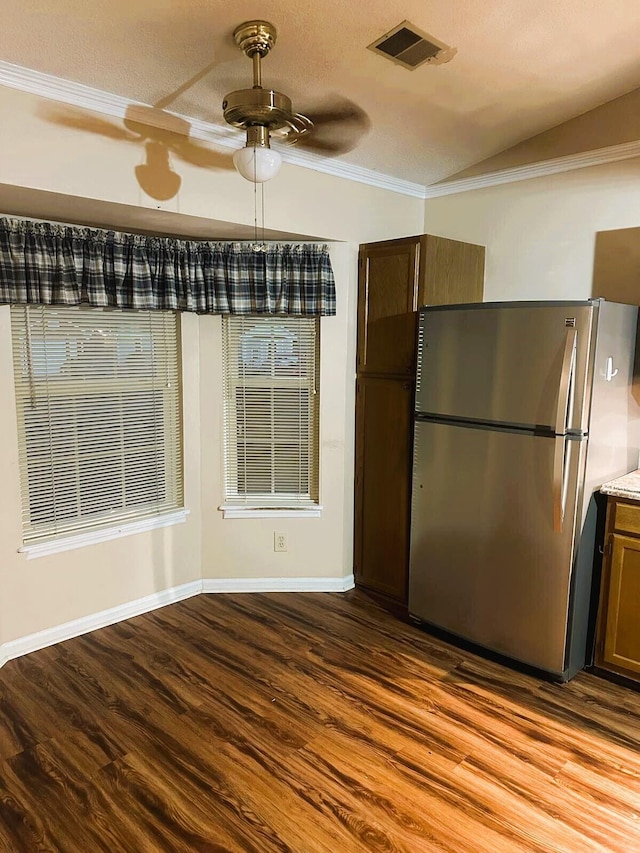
[251,150,268,253]
[253,149,258,244]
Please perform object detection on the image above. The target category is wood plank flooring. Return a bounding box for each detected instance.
[1,590,640,852]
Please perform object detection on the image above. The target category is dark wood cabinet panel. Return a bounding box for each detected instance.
[354,233,485,604]
[354,377,413,600]
[357,239,419,377]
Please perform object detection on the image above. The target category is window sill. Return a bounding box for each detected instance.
[18,509,191,560]
[219,505,323,519]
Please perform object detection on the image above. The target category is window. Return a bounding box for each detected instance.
[11,305,183,545]
[222,316,320,512]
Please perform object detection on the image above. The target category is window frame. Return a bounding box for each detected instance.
[220,314,322,518]
[11,304,186,555]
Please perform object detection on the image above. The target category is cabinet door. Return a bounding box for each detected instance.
[602,533,640,676]
[419,235,485,306]
[357,240,419,376]
[354,377,413,601]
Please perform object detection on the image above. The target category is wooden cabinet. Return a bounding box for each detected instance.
[357,240,419,376]
[596,498,640,680]
[355,377,414,601]
[354,234,485,602]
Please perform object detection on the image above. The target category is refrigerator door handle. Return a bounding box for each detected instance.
[552,435,567,532]
[554,329,577,435]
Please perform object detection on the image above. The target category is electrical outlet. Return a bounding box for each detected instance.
[274,532,287,552]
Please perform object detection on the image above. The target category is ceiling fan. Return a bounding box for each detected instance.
[222,20,370,182]
[39,20,369,197]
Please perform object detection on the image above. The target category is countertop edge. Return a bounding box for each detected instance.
[601,469,640,501]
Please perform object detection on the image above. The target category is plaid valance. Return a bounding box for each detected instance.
[0,218,336,316]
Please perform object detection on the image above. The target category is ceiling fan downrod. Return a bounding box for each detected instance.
[232,20,277,89]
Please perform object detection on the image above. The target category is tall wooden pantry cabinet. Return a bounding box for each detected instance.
[354,234,485,603]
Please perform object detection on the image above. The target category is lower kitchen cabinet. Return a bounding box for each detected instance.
[596,497,640,680]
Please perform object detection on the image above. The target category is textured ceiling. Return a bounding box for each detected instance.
[1,0,640,185]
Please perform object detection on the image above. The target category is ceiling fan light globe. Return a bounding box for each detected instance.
[233,145,282,182]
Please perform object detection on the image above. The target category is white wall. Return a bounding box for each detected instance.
[424,159,640,301]
[0,84,424,650]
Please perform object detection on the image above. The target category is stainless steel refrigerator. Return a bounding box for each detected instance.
[409,299,640,681]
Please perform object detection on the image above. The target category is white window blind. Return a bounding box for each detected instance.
[222,316,319,508]
[11,305,183,544]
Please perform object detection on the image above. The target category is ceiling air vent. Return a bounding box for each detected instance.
[368,21,456,70]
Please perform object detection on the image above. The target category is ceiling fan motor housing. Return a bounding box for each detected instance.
[222,88,294,132]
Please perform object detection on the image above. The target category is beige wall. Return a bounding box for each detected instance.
[199,244,357,579]
[0,310,203,645]
[0,84,424,649]
[0,86,424,245]
[424,159,640,302]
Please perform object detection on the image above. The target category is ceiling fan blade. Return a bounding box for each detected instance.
[288,98,370,156]
[38,104,140,142]
[306,104,370,128]
[172,139,235,170]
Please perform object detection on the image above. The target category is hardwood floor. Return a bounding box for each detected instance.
[1,590,640,852]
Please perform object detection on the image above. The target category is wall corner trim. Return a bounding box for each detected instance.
[0,575,355,668]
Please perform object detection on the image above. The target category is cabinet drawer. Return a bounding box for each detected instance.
[613,500,640,535]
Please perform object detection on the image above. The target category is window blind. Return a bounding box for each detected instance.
[222,316,319,507]
[11,305,183,543]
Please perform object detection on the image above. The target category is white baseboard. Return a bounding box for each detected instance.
[0,575,354,668]
[0,580,202,666]
[202,575,355,593]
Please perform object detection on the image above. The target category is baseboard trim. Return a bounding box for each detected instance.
[202,575,355,593]
[0,580,203,666]
[0,575,354,667]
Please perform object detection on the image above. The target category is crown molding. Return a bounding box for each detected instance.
[0,60,426,199]
[423,139,640,198]
[2,60,639,201]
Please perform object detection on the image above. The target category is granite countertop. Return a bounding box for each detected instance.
[601,470,640,500]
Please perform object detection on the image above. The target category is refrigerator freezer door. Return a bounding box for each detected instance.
[409,420,585,675]
[415,303,594,433]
